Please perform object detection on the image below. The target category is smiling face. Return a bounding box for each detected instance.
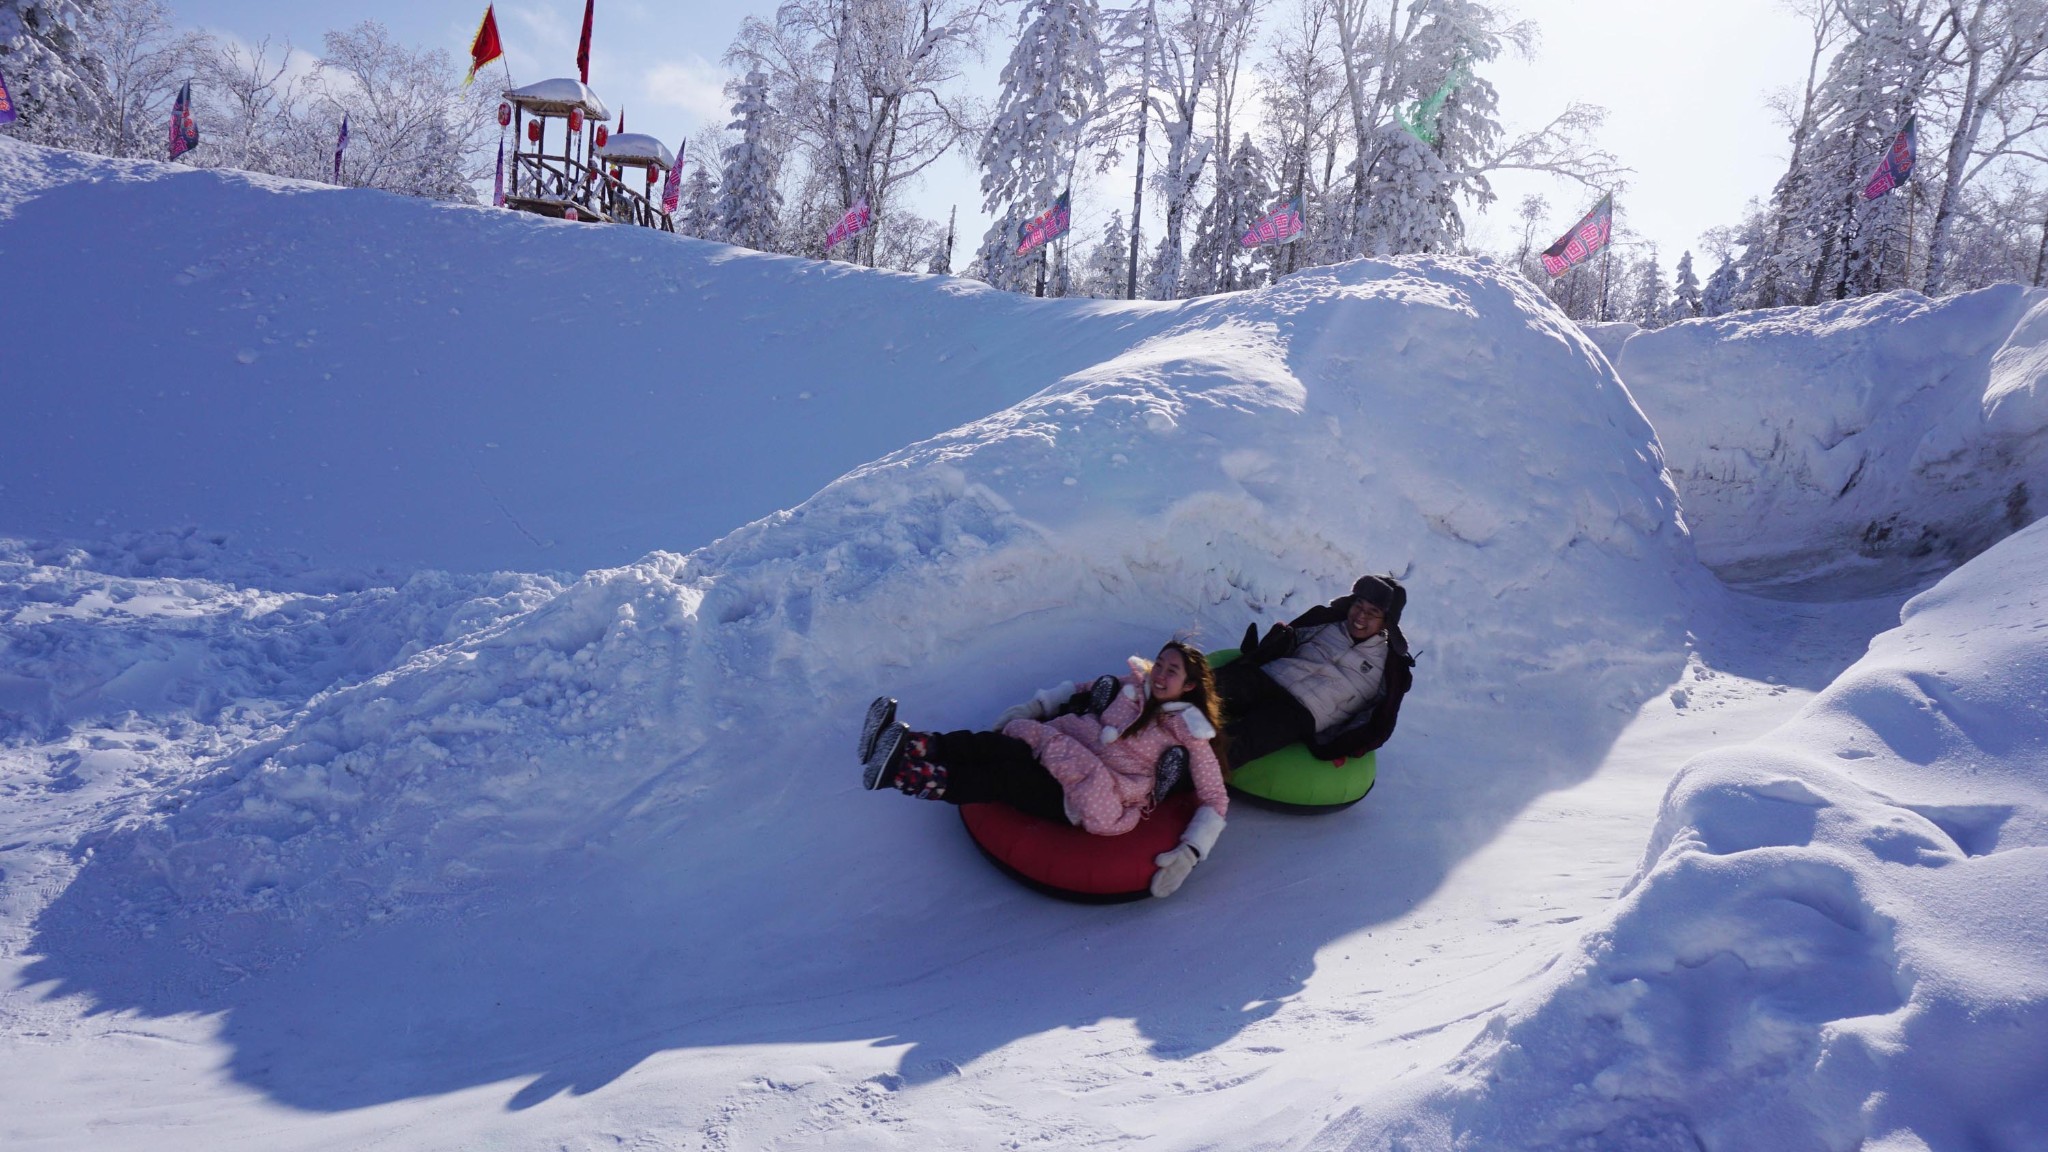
[1346,598,1387,641]
[1150,646,1191,701]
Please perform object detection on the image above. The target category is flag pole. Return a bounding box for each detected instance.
[1597,195,1614,323]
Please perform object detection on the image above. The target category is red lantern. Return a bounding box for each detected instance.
[595,125,608,148]
[526,119,541,143]
[497,102,511,127]
[609,165,622,181]
[568,108,583,133]
[645,167,657,186]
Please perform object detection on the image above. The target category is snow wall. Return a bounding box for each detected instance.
[1616,289,2048,589]
[9,142,1710,1097]
[1338,516,2048,1151]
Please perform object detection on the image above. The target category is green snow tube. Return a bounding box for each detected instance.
[1210,648,1378,813]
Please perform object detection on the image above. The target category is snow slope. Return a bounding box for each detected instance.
[3,140,2045,1151]
[0,141,1187,576]
[1617,289,2048,591]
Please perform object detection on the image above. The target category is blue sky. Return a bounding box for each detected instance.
[174,0,1815,274]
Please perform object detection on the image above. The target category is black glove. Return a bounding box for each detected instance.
[1245,622,1296,665]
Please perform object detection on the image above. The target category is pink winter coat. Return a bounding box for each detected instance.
[1001,662,1229,836]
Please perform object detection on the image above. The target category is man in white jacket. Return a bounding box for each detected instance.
[1216,575,1401,766]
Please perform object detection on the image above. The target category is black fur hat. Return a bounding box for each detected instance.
[1350,574,1406,626]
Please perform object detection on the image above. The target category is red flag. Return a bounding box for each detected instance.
[464,5,503,88]
[576,0,594,84]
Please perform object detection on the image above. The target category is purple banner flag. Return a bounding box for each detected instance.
[660,141,685,215]
[1540,193,1613,278]
[0,68,18,124]
[168,80,199,159]
[1015,190,1071,256]
[332,113,349,184]
[493,137,506,207]
[1240,195,1305,247]
[826,198,870,250]
[1862,115,1917,200]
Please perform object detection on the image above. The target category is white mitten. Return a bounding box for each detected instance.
[993,679,1078,729]
[1150,806,1226,898]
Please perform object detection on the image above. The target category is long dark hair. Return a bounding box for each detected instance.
[1131,640,1229,769]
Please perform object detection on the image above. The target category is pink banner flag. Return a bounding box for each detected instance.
[660,141,685,215]
[1240,195,1305,247]
[1540,193,1613,278]
[0,68,18,124]
[1862,116,1917,200]
[826,198,870,250]
[1015,190,1071,256]
[168,80,198,159]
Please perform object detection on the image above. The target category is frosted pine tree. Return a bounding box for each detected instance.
[1670,250,1703,321]
[1352,0,1518,255]
[0,0,105,145]
[1701,256,1742,317]
[1187,134,1273,293]
[1628,248,1667,327]
[977,0,1106,293]
[678,165,721,240]
[718,70,783,253]
[1077,209,1129,296]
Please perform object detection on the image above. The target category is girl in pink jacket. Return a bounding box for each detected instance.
[858,641,1231,897]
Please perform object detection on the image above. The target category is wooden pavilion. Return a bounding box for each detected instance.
[500,78,674,232]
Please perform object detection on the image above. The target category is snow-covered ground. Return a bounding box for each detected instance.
[2,140,2043,1151]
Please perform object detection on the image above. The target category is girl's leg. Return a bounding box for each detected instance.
[921,729,1070,823]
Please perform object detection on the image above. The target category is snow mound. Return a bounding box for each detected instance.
[1619,288,2048,590]
[28,254,1704,979]
[0,138,1185,575]
[1352,517,2048,1151]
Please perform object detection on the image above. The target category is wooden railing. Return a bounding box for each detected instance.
[507,151,673,233]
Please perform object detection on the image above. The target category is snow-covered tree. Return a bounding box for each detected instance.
[1187,133,1274,292]
[728,0,992,266]
[1627,247,1666,327]
[719,69,783,252]
[193,34,309,177]
[0,0,104,145]
[1076,208,1129,296]
[677,164,720,240]
[1701,256,1742,317]
[74,0,193,158]
[311,22,493,200]
[1669,249,1702,321]
[977,0,1105,293]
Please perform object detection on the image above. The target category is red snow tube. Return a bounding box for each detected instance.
[958,790,1201,903]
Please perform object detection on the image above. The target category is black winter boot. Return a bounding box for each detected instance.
[858,696,897,764]
[1153,744,1188,806]
[862,722,910,791]
[1087,674,1121,715]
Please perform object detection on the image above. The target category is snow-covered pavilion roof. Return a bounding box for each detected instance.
[597,133,674,168]
[503,78,611,119]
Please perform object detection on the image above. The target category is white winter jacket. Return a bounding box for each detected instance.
[1262,623,1388,733]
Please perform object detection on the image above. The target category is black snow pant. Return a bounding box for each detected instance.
[924,729,1071,823]
[1215,660,1317,767]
